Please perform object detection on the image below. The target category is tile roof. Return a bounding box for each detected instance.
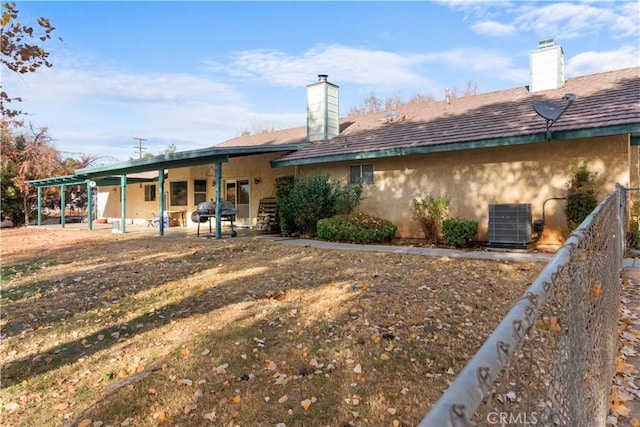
[218,67,640,164]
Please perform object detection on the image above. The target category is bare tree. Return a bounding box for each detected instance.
[407,93,436,105]
[348,81,480,117]
[384,95,402,112]
[450,80,479,99]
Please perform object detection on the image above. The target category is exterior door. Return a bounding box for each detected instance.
[225,179,250,226]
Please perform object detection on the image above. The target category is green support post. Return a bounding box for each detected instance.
[120,175,126,233]
[158,169,165,236]
[86,180,93,230]
[60,184,66,228]
[37,187,42,226]
[215,162,222,239]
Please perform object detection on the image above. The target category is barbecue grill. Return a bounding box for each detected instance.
[192,200,238,237]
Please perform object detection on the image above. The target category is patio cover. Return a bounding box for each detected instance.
[27,144,301,237]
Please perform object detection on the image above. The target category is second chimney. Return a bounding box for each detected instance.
[529,39,565,93]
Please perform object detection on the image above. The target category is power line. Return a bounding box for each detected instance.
[132,137,148,159]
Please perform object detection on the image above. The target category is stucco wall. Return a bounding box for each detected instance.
[99,153,295,227]
[97,135,629,245]
[295,135,629,246]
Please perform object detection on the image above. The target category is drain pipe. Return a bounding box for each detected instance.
[533,197,568,242]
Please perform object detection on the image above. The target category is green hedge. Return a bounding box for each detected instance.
[317,213,397,243]
[442,217,478,247]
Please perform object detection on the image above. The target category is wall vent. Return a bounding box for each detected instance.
[488,203,534,249]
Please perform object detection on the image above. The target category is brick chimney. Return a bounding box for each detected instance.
[307,74,339,142]
[529,39,565,92]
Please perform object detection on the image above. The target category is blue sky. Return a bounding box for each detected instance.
[6,1,639,163]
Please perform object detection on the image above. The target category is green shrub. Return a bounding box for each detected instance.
[275,175,297,235]
[565,161,598,231]
[411,194,450,244]
[276,172,363,236]
[317,213,397,243]
[442,217,478,247]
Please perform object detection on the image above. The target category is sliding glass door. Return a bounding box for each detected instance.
[225,179,250,226]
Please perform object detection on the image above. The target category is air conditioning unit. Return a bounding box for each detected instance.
[488,203,534,249]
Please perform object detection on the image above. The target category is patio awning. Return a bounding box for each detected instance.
[27,143,302,236]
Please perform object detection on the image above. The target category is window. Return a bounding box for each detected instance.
[349,164,374,184]
[144,184,156,202]
[170,181,188,206]
[194,179,207,205]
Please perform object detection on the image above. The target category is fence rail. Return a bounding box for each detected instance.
[420,185,625,426]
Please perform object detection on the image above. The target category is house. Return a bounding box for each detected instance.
[29,41,640,248]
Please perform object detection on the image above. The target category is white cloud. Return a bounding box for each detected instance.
[614,2,640,38]
[7,65,243,105]
[8,42,527,160]
[472,20,515,37]
[211,43,527,94]
[217,44,433,90]
[446,1,638,42]
[514,3,629,39]
[433,0,512,17]
[566,45,640,76]
[420,48,525,83]
[4,59,272,159]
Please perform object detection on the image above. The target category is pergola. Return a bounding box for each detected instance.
[27,144,301,238]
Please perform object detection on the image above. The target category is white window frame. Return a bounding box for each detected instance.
[193,179,208,205]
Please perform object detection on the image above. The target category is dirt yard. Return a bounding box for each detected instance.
[0,227,546,427]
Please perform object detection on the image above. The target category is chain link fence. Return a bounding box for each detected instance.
[420,185,625,426]
[624,187,640,252]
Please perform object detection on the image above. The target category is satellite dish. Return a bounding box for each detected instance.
[532,94,576,140]
[533,101,563,121]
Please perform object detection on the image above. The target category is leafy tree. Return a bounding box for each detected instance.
[0,125,65,224]
[1,2,59,123]
[160,143,177,155]
[131,144,179,160]
[0,156,21,221]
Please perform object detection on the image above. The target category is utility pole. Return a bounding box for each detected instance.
[132,137,148,159]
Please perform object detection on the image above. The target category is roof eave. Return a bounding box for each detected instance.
[74,144,302,179]
[271,124,640,167]
[27,175,160,188]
